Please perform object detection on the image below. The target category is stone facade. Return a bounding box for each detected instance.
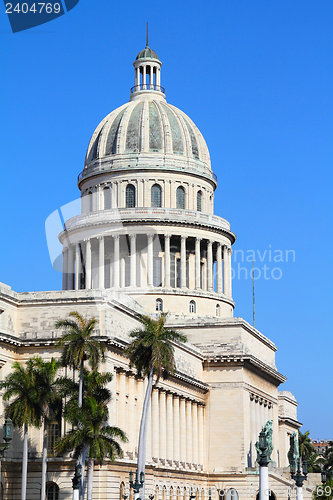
[0,44,315,500]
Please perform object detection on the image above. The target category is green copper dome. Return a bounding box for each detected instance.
[136,46,160,61]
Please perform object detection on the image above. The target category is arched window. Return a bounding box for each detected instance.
[176,186,185,209]
[170,487,174,500]
[104,187,112,210]
[126,184,136,208]
[88,190,93,212]
[197,190,203,212]
[156,298,163,312]
[216,304,220,317]
[225,489,238,500]
[46,482,59,500]
[162,486,167,500]
[155,486,160,500]
[151,184,162,208]
[189,300,196,313]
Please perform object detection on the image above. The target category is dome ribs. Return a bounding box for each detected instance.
[149,102,163,153]
[160,103,184,156]
[125,102,143,153]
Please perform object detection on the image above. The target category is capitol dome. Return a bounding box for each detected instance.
[81,43,214,185]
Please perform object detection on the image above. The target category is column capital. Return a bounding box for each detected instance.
[130,233,137,240]
[164,234,171,240]
[113,234,120,241]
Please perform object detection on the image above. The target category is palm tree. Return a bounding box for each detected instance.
[30,357,61,500]
[56,395,127,500]
[0,360,41,500]
[55,311,106,498]
[58,369,113,421]
[307,452,322,473]
[55,312,106,408]
[299,430,315,460]
[124,313,187,498]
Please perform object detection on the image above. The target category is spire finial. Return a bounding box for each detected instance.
[146,22,149,47]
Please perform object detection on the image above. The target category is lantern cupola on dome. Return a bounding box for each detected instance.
[131,25,164,98]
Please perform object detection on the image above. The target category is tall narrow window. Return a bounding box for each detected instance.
[104,187,112,210]
[88,191,93,212]
[176,258,181,288]
[47,421,60,457]
[156,298,163,311]
[176,186,185,209]
[197,190,203,211]
[216,304,220,317]
[126,184,136,208]
[189,300,196,313]
[151,184,162,207]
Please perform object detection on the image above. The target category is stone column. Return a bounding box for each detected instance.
[152,388,159,460]
[198,405,204,467]
[138,179,144,207]
[86,240,92,289]
[164,235,171,288]
[223,246,232,297]
[173,395,180,463]
[159,390,167,461]
[216,242,222,294]
[180,236,186,288]
[75,243,81,290]
[195,238,201,289]
[147,234,154,286]
[118,371,126,448]
[113,235,120,288]
[180,398,186,463]
[98,236,105,289]
[166,392,173,461]
[192,403,198,465]
[130,234,136,287]
[128,375,136,455]
[62,248,68,290]
[67,246,74,290]
[207,240,213,292]
[186,400,193,465]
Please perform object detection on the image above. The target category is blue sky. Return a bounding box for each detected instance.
[1,1,332,439]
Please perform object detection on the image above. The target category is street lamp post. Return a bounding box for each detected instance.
[129,470,145,500]
[321,471,333,483]
[0,418,13,458]
[258,430,270,500]
[72,463,82,500]
[290,458,308,500]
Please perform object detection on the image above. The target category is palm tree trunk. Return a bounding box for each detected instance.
[78,360,83,408]
[40,419,48,500]
[21,423,28,500]
[137,367,154,500]
[78,360,85,500]
[86,457,94,500]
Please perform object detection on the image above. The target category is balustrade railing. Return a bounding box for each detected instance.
[130,84,165,93]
